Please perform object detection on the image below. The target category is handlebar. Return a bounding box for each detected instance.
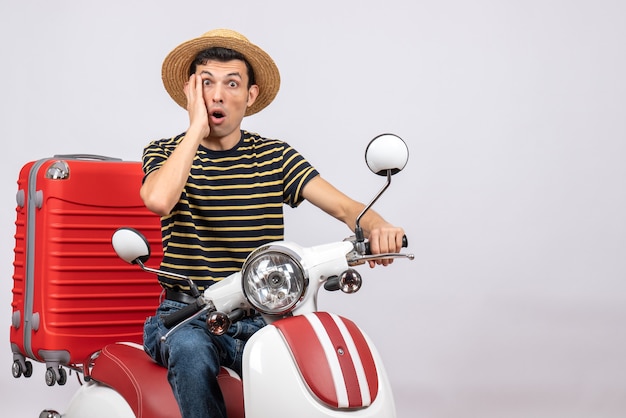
[163,299,206,329]
[326,234,412,291]
[363,235,408,255]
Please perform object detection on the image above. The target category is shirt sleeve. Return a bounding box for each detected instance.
[141,134,183,182]
[282,143,319,208]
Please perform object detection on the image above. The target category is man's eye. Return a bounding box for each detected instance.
[229,81,238,88]
[202,79,211,86]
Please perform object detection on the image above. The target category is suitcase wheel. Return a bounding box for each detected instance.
[12,359,33,378]
[45,366,67,386]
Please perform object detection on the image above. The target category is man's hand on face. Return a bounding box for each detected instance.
[184,74,211,140]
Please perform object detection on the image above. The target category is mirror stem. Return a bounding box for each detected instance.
[136,259,202,297]
[354,170,392,253]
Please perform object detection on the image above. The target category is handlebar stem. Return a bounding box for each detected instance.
[354,170,392,254]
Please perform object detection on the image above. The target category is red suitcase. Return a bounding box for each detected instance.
[9,154,163,386]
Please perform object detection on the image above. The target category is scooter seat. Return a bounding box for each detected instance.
[90,342,244,418]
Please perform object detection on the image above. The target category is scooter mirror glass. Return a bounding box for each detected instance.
[111,227,151,264]
[365,133,409,176]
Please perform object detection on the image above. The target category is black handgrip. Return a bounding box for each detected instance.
[364,234,408,255]
[324,276,341,292]
[228,309,245,322]
[163,300,204,328]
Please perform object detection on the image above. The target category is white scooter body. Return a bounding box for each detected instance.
[59,241,397,417]
[62,376,135,418]
[244,318,396,418]
[60,326,395,418]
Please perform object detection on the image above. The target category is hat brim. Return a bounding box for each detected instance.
[161,33,280,116]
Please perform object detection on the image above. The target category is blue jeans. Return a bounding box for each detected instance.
[143,299,265,418]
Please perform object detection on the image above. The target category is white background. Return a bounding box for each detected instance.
[1,1,625,417]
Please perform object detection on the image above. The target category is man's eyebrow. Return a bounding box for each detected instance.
[199,70,243,79]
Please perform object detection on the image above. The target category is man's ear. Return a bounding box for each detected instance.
[247,84,259,107]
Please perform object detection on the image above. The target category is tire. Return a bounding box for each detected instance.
[45,367,57,386]
[11,360,22,378]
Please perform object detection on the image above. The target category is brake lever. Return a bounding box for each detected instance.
[347,252,415,266]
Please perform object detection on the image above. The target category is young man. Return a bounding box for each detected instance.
[141,29,405,418]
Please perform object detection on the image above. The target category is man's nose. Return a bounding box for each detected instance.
[211,84,224,103]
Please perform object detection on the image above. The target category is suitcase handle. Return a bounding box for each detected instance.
[52,154,123,161]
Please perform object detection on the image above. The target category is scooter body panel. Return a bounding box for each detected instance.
[62,381,135,418]
[243,313,396,417]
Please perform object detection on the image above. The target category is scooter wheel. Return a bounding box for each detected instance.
[11,360,22,378]
[23,361,33,378]
[45,367,56,386]
[57,367,67,386]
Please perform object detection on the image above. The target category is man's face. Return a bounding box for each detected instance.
[195,59,258,139]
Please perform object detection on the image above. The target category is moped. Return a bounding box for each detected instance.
[40,133,413,418]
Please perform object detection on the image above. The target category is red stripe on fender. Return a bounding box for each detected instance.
[274,315,339,407]
[315,312,363,407]
[339,316,379,403]
[274,312,379,409]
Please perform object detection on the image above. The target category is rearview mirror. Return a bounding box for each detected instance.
[111,227,151,264]
[365,133,409,176]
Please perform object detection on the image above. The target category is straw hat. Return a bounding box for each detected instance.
[161,29,280,116]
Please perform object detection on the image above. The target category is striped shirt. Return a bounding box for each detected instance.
[142,130,319,290]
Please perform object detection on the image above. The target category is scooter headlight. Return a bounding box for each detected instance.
[242,245,307,315]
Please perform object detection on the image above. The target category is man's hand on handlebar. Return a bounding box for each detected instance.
[366,224,406,268]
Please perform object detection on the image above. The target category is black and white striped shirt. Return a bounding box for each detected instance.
[142,130,319,290]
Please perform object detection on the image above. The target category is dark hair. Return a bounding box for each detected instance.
[188,47,256,88]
